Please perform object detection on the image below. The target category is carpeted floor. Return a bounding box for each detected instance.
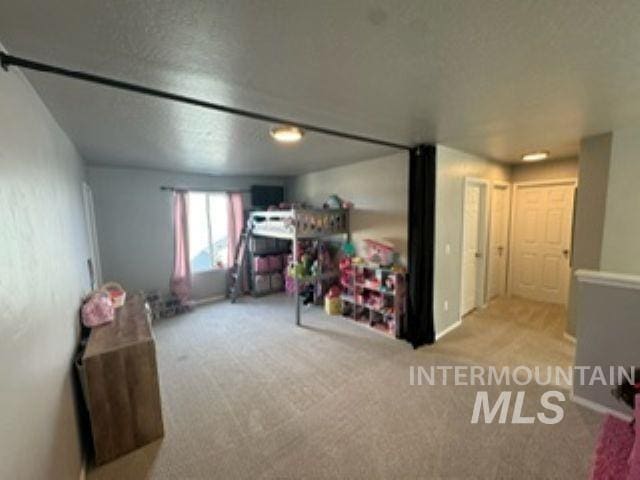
[88,294,599,479]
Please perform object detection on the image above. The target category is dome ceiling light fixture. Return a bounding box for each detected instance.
[269,125,304,144]
[522,150,550,162]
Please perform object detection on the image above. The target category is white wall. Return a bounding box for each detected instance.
[573,271,640,418]
[434,145,511,336]
[288,152,409,263]
[567,134,612,336]
[600,128,640,274]
[0,54,90,478]
[87,166,287,299]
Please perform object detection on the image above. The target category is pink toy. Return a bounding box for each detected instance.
[364,239,395,266]
[81,292,115,328]
[285,272,296,295]
[326,285,341,298]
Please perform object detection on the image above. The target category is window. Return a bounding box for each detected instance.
[187,192,228,272]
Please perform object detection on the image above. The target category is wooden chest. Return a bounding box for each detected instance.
[79,294,164,465]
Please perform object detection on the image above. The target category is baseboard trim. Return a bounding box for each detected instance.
[571,393,632,422]
[79,458,86,480]
[563,332,576,344]
[191,294,226,307]
[435,320,462,341]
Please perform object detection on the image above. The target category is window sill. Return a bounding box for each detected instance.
[191,268,229,276]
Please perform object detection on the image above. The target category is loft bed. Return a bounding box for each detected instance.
[247,208,350,325]
[249,208,349,239]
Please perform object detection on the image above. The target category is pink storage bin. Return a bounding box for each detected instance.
[253,256,270,273]
[268,255,282,271]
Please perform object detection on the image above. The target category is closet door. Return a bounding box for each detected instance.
[510,182,575,305]
[488,184,510,299]
[461,183,482,315]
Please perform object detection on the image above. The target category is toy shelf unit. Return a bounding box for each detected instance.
[285,240,341,306]
[248,236,291,296]
[340,263,406,337]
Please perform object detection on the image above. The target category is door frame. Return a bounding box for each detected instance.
[487,180,512,300]
[459,177,491,320]
[507,178,578,299]
[82,182,102,290]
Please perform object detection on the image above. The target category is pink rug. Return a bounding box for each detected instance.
[591,415,635,480]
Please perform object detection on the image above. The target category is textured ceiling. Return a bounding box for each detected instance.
[2,0,640,175]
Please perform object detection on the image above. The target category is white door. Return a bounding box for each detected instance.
[488,184,510,299]
[511,182,575,304]
[462,184,482,315]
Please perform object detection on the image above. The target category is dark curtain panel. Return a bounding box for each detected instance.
[405,144,436,347]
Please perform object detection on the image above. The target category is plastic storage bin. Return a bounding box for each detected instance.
[270,272,283,291]
[253,256,270,273]
[249,237,267,253]
[254,274,271,294]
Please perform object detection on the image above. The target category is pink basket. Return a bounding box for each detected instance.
[268,255,282,271]
[81,292,115,328]
[253,256,270,273]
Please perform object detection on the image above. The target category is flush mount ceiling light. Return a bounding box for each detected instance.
[521,151,550,162]
[269,125,304,143]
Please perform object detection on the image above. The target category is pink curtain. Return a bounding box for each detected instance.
[170,191,191,303]
[227,192,248,291]
[227,192,245,267]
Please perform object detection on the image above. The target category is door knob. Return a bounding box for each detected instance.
[562,249,570,257]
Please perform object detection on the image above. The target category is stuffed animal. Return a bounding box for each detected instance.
[324,194,342,209]
[327,285,342,298]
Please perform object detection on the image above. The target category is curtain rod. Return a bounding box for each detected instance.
[160,186,249,194]
[0,52,412,151]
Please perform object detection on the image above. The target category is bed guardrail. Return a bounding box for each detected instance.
[249,209,348,239]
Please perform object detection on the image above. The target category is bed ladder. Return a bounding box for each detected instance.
[229,228,250,303]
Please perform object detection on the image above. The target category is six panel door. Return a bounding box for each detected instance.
[488,185,510,299]
[511,183,575,304]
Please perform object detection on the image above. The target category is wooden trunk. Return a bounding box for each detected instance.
[79,294,164,465]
